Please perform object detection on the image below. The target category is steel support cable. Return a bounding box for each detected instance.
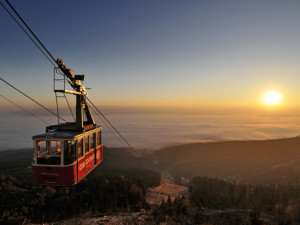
[89,104,111,132]
[0,93,50,125]
[1,0,89,106]
[0,1,56,67]
[1,0,73,109]
[64,93,75,121]
[86,97,134,150]
[89,104,136,153]
[4,0,57,65]
[89,106,125,146]
[0,77,68,123]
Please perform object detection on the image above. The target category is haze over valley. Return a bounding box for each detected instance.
[2,108,300,151]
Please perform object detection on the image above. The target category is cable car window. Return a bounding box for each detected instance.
[85,136,89,153]
[64,141,76,165]
[77,139,83,158]
[96,131,100,146]
[89,134,95,150]
[51,141,62,155]
[99,130,102,145]
[36,141,61,165]
[37,141,46,156]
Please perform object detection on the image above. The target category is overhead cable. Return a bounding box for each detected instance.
[86,97,134,150]
[0,77,67,122]
[0,93,50,125]
[89,105,125,146]
[4,0,57,65]
[0,1,56,67]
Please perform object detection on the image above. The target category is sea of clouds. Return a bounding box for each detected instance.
[1,111,300,151]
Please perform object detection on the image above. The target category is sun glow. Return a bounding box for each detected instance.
[263,90,283,106]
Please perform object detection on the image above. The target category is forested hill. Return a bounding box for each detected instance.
[3,135,300,185]
[153,136,300,184]
[100,147,157,170]
[0,148,32,170]
[0,147,161,224]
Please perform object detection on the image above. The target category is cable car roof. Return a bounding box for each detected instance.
[32,126,102,140]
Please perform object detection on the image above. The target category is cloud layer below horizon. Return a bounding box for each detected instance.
[1,112,300,151]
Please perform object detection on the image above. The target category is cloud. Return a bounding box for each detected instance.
[2,111,300,150]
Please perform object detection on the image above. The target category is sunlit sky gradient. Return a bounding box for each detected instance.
[1,0,300,111]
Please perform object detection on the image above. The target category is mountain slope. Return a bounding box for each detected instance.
[153,136,300,184]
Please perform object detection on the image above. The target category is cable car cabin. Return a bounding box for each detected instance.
[31,58,106,186]
[32,127,103,186]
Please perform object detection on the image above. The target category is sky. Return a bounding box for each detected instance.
[1,0,300,111]
[2,0,300,150]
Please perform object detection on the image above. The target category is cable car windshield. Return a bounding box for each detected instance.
[63,141,76,165]
[36,141,61,165]
[36,140,76,165]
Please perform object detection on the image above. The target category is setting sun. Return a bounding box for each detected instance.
[263,90,283,106]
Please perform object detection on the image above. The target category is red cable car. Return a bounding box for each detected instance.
[32,127,103,186]
[32,58,103,186]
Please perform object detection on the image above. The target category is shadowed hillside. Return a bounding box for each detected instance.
[100,147,157,170]
[3,136,300,185]
[0,148,32,170]
[2,139,300,224]
[153,136,300,184]
[0,147,161,224]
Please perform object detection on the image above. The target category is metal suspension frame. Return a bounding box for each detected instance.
[54,68,75,124]
[47,59,96,132]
